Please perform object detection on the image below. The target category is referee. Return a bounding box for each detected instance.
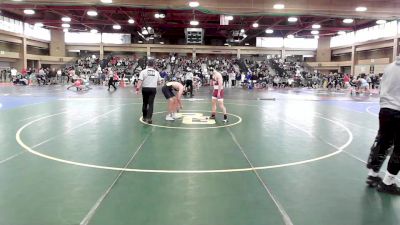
[136,58,160,124]
[185,67,194,97]
[366,56,400,194]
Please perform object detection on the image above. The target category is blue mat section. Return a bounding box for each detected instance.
[0,97,55,110]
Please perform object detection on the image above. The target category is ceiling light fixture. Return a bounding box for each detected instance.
[190,20,199,26]
[189,1,200,8]
[61,17,71,22]
[23,9,35,15]
[245,43,250,46]
[337,31,346,35]
[311,30,319,35]
[90,29,98,33]
[288,17,298,22]
[190,12,199,26]
[113,24,121,30]
[273,4,285,10]
[240,29,245,33]
[155,13,165,19]
[62,23,70,28]
[87,10,98,16]
[252,22,259,28]
[101,0,113,3]
[355,6,367,12]
[312,24,321,29]
[128,19,135,24]
[287,34,294,39]
[343,18,354,24]
[265,29,274,34]
[226,15,234,21]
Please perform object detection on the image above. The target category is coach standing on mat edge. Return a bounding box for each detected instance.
[136,58,160,124]
[366,55,400,194]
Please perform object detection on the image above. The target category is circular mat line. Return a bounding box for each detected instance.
[16,107,353,174]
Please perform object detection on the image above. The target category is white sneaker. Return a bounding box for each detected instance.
[172,113,180,119]
[166,115,175,121]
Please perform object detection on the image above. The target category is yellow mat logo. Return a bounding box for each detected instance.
[177,113,216,125]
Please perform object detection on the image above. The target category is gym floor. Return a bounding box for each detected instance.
[1,85,399,225]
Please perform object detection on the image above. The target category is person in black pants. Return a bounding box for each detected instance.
[140,87,157,122]
[366,56,400,194]
[108,73,117,91]
[185,80,193,97]
[185,68,194,97]
[136,58,160,124]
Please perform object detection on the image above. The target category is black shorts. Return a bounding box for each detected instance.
[162,85,175,99]
[185,80,193,87]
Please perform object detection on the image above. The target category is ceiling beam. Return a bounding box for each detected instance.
[241,18,286,44]
[287,18,333,36]
[24,19,355,32]
[47,8,95,31]
[101,12,119,26]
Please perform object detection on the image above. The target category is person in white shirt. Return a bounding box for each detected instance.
[97,65,102,74]
[229,70,236,87]
[57,69,62,83]
[241,73,245,86]
[366,56,400,194]
[39,68,45,76]
[136,58,160,124]
[11,68,17,77]
[185,67,194,97]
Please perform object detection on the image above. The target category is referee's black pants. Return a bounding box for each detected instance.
[367,108,400,174]
[142,87,157,120]
[185,80,193,95]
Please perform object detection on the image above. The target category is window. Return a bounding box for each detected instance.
[398,20,400,34]
[24,23,51,41]
[256,37,284,48]
[0,16,23,34]
[101,33,131,44]
[332,20,398,47]
[284,38,317,49]
[256,37,317,49]
[65,32,101,44]
[331,32,355,48]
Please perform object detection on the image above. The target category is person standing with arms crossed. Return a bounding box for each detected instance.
[136,58,160,124]
[210,68,228,123]
[366,56,400,194]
